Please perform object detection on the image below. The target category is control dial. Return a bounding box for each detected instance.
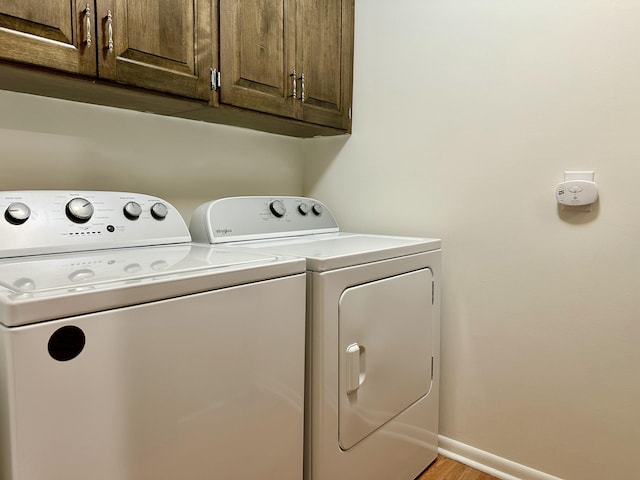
[68,269,95,282]
[298,203,310,215]
[150,202,168,220]
[13,278,36,291]
[123,201,142,220]
[311,203,323,216]
[5,202,31,225]
[269,200,286,218]
[66,198,94,223]
[124,263,142,274]
[151,260,169,271]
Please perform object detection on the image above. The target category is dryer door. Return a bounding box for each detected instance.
[338,268,433,450]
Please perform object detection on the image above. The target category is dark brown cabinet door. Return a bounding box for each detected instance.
[219,0,297,117]
[0,1,96,75]
[298,0,353,130]
[219,0,353,130]
[97,0,212,100]
[0,0,211,101]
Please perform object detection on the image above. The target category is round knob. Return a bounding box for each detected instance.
[68,269,95,282]
[66,198,94,223]
[5,202,31,225]
[311,203,323,216]
[124,263,142,274]
[13,277,35,291]
[298,203,310,215]
[150,202,168,220]
[269,200,286,218]
[151,260,169,271]
[123,201,142,220]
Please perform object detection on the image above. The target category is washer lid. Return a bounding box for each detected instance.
[0,244,304,327]
[232,233,441,271]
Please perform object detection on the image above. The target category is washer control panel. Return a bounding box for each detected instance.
[190,196,339,243]
[0,191,190,258]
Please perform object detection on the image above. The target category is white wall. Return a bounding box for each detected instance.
[304,1,640,479]
[0,90,303,221]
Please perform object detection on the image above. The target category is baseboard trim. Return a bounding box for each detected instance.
[438,436,564,480]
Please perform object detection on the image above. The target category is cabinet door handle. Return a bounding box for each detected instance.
[290,70,297,98]
[84,4,92,47]
[106,10,114,53]
[299,73,305,103]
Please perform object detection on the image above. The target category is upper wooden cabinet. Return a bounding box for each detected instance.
[219,0,354,131]
[0,0,353,136]
[0,0,212,100]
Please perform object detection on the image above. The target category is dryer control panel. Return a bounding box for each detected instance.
[0,191,190,258]
[190,196,340,244]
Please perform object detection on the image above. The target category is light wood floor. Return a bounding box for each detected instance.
[416,455,499,480]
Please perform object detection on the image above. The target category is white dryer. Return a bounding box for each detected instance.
[0,191,306,480]
[190,196,441,480]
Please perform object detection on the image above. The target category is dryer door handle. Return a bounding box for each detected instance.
[346,343,366,394]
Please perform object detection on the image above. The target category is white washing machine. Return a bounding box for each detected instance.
[0,191,306,480]
[190,196,441,480]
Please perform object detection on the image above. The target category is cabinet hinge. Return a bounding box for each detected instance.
[210,68,221,91]
[348,107,352,119]
[431,356,434,380]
